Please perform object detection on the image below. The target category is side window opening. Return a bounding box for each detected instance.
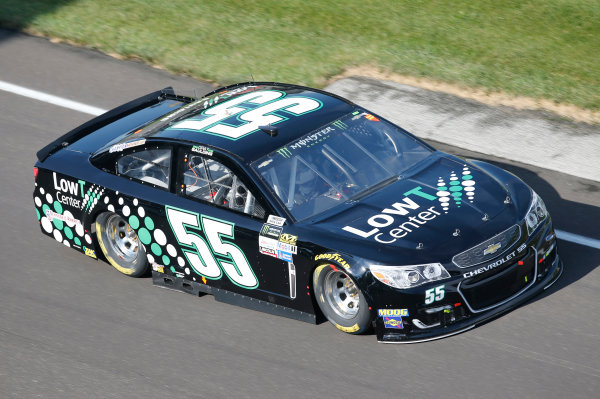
[183,154,266,219]
[117,148,171,189]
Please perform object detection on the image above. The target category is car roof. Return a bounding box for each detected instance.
[148,82,356,164]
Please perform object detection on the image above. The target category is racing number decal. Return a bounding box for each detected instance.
[166,206,258,289]
[424,285,445,305]
[170,90,322,140]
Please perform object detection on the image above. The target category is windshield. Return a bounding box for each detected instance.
[251,111,432,220]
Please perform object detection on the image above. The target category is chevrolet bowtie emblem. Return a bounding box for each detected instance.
[483,243,502,256]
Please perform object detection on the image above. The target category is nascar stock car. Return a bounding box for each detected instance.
[33,82,562,342]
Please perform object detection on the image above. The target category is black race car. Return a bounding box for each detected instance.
[33,82,562,342]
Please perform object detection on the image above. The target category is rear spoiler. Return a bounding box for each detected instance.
[36,87,178,162]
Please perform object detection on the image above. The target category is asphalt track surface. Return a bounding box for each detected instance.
[1,30,599,398]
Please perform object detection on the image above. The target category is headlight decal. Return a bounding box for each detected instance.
[370,263,450,289]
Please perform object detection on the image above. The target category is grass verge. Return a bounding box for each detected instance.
[1,0,599,113]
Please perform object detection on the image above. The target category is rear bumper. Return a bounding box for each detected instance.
[376,255,563,343]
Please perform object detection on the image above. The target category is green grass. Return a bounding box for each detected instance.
[1,0,599,110]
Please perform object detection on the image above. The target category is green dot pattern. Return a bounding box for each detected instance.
[138,228,152,245]
[144,217,155,230]
[52,218,64,230]
[64,226,74,240]
[435,167,476,211]
[162,255,170,266]
[36,209,40,221]
[151,243,162,256]
[128,215,140,230]
[74,237,81,246]
[53,201,63,214]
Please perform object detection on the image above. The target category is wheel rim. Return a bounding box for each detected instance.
[323,269,360,319]
[105,214,139,264]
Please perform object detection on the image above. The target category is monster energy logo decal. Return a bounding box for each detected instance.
[332,120,347,129]
[277,147,292,158]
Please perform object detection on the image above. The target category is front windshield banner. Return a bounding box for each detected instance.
[251,111,432,220]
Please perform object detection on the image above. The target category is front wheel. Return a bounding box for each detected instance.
[96,212,148,277]
[313,264,372,334]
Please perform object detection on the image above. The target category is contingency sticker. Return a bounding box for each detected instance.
[109,138,146,153]
[260,224,282,240]
[378,309,409,329]
[267,214,286,226]
[191,145,214,156]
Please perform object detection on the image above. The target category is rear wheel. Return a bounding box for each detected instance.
[313,264,371,334]
[96,212,148,277]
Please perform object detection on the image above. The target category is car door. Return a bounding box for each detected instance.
[169,144,295,301]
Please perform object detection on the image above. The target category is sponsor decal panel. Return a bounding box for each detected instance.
[191,145,214,156]
[109,138,146,153]
[45,210,82,226]
[277,250,294,263]
[279,233,297,245]
[260,247,278,258]
[342,186,440,244]
[83,247,97,258]
[342,167,478,244]
[52,172,104,213]
[152,263,165,273]
[260,224,282,239]
[259,236,278,251]
[267,214,286,226]
[378,309,409,329]
[277,241,297,254]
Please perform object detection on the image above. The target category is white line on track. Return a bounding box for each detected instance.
[1,80,599,251]
[0,80,107,116]
[555,230,600,250]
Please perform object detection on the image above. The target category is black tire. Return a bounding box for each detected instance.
[96,212,148,277]
[313,264,371,334]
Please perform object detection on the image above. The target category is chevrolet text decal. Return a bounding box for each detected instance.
[342,186,439,244]
[462,244,527,278]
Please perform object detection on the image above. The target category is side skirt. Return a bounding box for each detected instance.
[152,271,316,324]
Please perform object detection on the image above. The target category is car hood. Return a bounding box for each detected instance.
[311,154,525,264]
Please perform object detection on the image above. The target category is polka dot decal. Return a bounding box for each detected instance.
[34,176,191,277]
[128,215,140,229]
[435,165,477,214]
[154,229,167,246]
[33,179,88,251]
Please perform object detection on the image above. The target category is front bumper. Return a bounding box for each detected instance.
[376,255,562,343]
[374,222,563,343]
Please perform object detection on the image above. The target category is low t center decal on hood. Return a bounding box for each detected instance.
[342,186,440,244]
[435,166,476,213]
[342,165,478,245]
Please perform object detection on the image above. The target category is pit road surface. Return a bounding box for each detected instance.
[1,30,598,398]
